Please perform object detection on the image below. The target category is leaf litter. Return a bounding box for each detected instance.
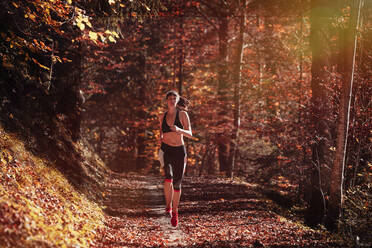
[93,175,345,248]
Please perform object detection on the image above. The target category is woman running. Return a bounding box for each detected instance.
[159,90,192,227]
[158,97,190,168]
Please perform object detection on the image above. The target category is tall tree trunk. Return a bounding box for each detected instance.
[136,53,147,170]
[325,0,362,231]
[178,15,184,95]
[256,12,264,83]
[216,15,230,174]
[305,0,337,226]
[228,0,246,178]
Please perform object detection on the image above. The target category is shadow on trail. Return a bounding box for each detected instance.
[182,182,260,201]
[101,174,165,217]
[102,175,268,218]
[180,177,272,216]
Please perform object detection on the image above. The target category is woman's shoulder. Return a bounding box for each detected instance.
[179,110,189,119]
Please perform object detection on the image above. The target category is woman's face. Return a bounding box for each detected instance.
[166,94,178,108]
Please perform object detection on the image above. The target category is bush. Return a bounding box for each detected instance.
[340,183,372,247]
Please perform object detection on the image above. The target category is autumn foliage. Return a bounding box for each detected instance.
[0,0,371,247]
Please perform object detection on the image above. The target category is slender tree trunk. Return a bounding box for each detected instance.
[173,25,177,87]
[178,15,184,95]
[256,13,264,83]
[136,54,147,170]
[351,140,362,187]
[217,15,230,174]
[217,15,229,113]
[47,41,55,91]
[228,0,246,178]
[298,15,304,113]
[325,0,362,231]
[298,14,306,200]
[69,43,83,141]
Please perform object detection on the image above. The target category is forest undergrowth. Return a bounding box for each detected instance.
[0,125,105,247]
[1,125,347,248]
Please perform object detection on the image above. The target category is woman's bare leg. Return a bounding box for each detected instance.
[172,189,181,213]
[164,180,173,209]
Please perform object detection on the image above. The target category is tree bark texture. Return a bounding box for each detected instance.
[306,0,338,226]
[178,15,185,96]
[326,0,362,231]
[136,54,147,170]
[228,0,246,178]
[217,15,230,173]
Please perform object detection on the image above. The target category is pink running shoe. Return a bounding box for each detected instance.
[171,212,178,227]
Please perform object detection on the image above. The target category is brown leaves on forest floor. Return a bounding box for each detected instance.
[0,126,345,247]
[0,128,104,248]
[93,175,345,248]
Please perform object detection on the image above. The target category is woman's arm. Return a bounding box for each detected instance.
[173,111,193,139]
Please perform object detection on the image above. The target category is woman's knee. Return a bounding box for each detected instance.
[173,168,185,190]
[173,179,182,191]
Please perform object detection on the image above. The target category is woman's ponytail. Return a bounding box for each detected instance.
[177,96,190,111]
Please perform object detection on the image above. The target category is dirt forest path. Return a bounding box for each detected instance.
[93,174,343,248]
